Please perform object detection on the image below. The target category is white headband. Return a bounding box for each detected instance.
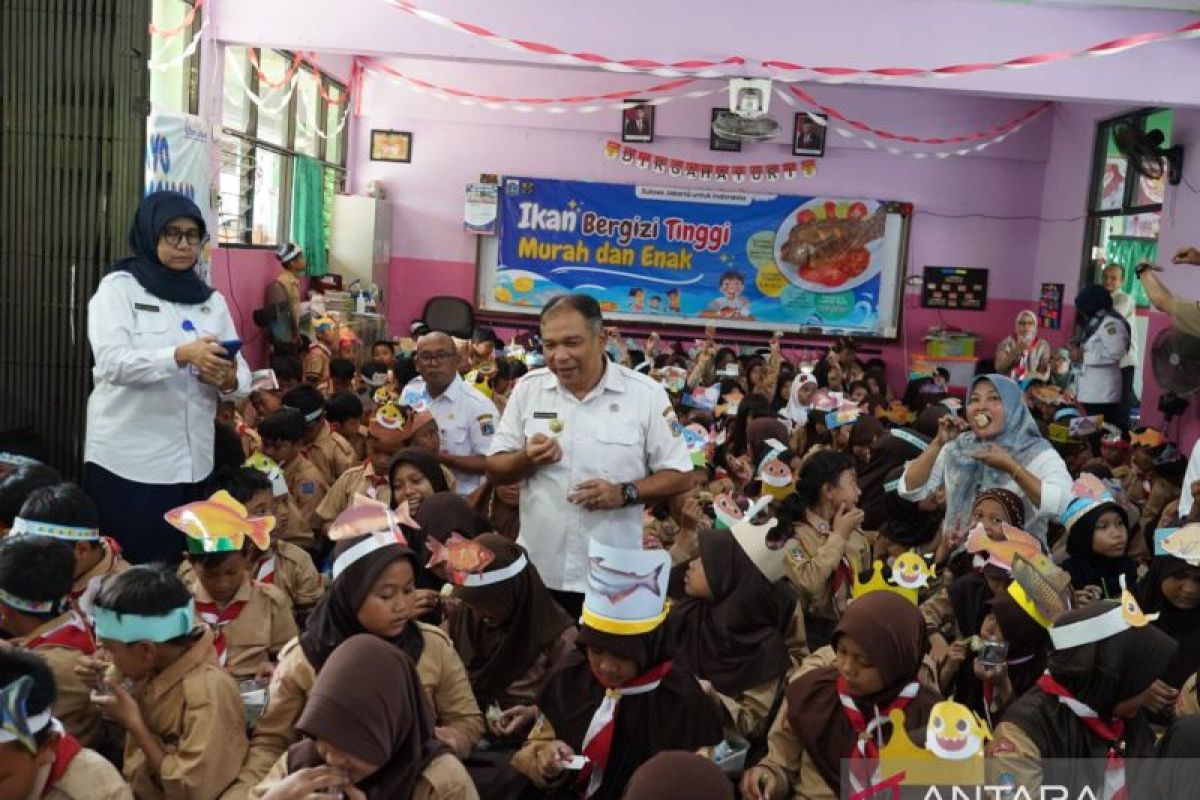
[1049,605,1129,651]
[455,554,528,587]
[332,532,407,580]
[11,516,101,542]
[0,709,51,745]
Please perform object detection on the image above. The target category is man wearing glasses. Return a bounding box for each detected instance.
[402,331,499,496]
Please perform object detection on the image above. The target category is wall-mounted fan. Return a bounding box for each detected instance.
[1114,124,1184,185]
[711,78,781,142]
[1151,327,1200,401]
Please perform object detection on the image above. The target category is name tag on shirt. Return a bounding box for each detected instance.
[134,303,160,312]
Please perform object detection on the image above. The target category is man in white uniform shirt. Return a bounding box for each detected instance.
[486,294,693,616]
[402,331,498,496]
[1102,263,1138,429]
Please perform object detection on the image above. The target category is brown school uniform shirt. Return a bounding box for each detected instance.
[303,343,331,394]
[15,613,102,747]
[251,750,478,800]
[304,423,357,486]
[43,745,133,800]
[315,462,392,527]
[341,427,367,462]
[71,539,130,617]
[280,495,315,550]
[783,518,870,624]
[123,627,249,800]
[282,454,328,537]
[193,580,297,681]
[225,623,485,798]
[178,543,325,618]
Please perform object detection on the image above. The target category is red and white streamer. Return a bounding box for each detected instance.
[602,139,817,184]
[148,15,207,72]
[225,50,300,114]
[149,0,205,40]
[363,59,724,112]
[379,0,1200,81]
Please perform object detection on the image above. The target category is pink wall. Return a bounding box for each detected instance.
[209,247,280,369]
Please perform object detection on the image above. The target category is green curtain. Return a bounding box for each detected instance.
[290,155,327,277]
[1102,237,1153,307]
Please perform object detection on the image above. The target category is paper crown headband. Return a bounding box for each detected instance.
[965,522,1042,575]
[373,385,400,406]
[875,701,990,790]
[10,516,100,542]
[165,491,274,555]
[730,514,784,583]
[369,403,406,438]
[852,559,920,605]
[1059,474,1122,532]
[328,495,417,580]
[244,452,289,498]
[1049,575,1158,651]
[312,315,336,332]
[1008,553,1073,630]
[582,539,671,636]
[0,676,52,754]
[1154,524,1200,566]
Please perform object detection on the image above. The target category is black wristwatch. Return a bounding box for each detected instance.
[620,482,641,507]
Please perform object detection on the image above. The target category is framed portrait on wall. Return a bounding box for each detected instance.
[709,108,741,152]
[792,113,827,157]
[370,130,412,163]
[621,100,655,143]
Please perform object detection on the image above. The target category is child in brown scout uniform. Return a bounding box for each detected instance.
[326,390,367,462]
[168,491,297,682]
[0,649,130,800]
[11,483,129,620]
[259,408,328,544]
[282,385,357,486]
[0,535,103,749]
[315,402,407,530]
[778,450,869,650]
[302,315,337,394]
[78,566,248,799]
[225,500,483,798]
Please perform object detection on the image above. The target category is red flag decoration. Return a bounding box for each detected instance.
[782,162,798,180]
[732,166,746,183]
[636,151,652,169]
[801,159,818,178]
[749,165,764,182]
[604,140,621,159]
[652,156,668,173]
[685,162,699,179]
[621,147,636,163]
[765,164,780,181]
[714,166,730,182]
[669,159,684,176]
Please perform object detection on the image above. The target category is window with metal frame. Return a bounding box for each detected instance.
[149,0,201,114]
[217,47,348,249]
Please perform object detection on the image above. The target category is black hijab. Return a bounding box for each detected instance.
[1063,504,1137,600]
[110,191,213,305]
[1075,284,1130,341]
[299,537,424,671]
[446,534,574,707]
[858,429,928,530]
[1136,556,1200,688]
[537,624,723,800]
[668,528,796,695]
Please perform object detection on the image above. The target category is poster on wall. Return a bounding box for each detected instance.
[478,176,908,337]
[1039,282,1064,330]
[464,183,499,235]
[145,111,214,276]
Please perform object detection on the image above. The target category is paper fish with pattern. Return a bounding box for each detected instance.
[587,554,666,604]
[1008,553,1072,629]
[427,533,496,577]
[965,522,1042,573]
[876,401,914,426]
[0,676,40,754]
[164,491,274,552]
[1157,524,1200,566]
[329,494,416,543]
[890,552,935,590]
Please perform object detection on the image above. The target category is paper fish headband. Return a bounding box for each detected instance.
[1028,384,1065,406]
[166,491,275,555]
[683,384,720,412]
[717,389,745,418]
[876,401,915,426]
[1130,427,1166,448]
[659,366,687,394]
[1008,553,1073,630]
[244,452,289,498]
[965,522,1042,574]
[1049,574,1158,651]
[852,559,919,605]
[875,701,989,789]
[1059,474,1122,532]
[1068,414,1103,438]
[427,534,501,585]
[250,369,279,393]
[0,676,52,754]
[825,403,862,430]
[1155,524,1200,566]
[810,388,841,413]
[582,539,671,635]
[328,495,417,580]
[731,514,784,583]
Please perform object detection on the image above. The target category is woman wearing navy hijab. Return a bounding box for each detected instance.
[83,191,250,564]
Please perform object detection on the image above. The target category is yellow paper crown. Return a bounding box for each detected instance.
[851,559,918,605]
[877,703,989,789]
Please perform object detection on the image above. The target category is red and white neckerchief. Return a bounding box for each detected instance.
[195,599,248,666]
[806,513,853,595]
[837,675,921,796]
[1012,339,1041,382]
[255,554,277,585]
[25,612,96,655]
[1037,674,1127,800]
[68,537,123,604]
[578,660,674,798]
[365,463,388,499]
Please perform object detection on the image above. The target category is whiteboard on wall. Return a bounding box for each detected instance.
[475,176,909,338]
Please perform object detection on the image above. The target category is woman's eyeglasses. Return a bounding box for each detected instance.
[160,226,208,247]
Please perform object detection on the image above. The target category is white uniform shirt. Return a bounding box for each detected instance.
[1111,290,1138,370]
[1076,314,1130,404]
[84,272,251,485]
[1179,439,1200,519]
[403,374,499,496]
[488,362,692,593]
[898,442,1072,544]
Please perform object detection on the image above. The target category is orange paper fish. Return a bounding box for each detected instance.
[164,490,274,551]
[427,533,495,576]
[328,495,417,543]
[966,522,1042,572]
